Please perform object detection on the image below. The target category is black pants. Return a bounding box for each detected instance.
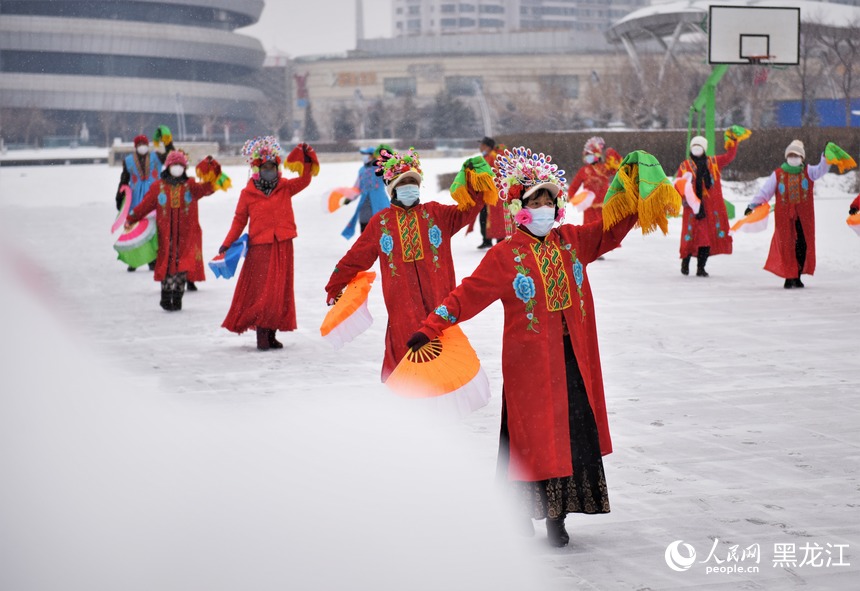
[479,205,488,241]
[795,219,807,275]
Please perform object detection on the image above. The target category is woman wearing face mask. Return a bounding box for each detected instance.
[405,147,650,547]
[340,144,392,239]
[744,140,831,288]
[115,134,163,271]
[125,150,223,311]
[220,137,318,350]
[324,148,486,380]
[676,134,739,277]
[567,136,621,227]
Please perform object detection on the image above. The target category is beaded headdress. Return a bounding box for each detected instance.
[242,136,284,179]
[376,147,423,195]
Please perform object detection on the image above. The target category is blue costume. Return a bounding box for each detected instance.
[123,152,163,209]
[341,162,389,240]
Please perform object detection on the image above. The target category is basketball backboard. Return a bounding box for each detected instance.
[708,5,800,65]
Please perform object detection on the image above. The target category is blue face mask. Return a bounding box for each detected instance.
[260,168,279,182]
[524,206,556,237]
[395,184,420,206]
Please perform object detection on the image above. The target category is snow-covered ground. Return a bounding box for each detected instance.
[1,156,858,590]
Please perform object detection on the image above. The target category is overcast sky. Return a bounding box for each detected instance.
[239,0,394,57]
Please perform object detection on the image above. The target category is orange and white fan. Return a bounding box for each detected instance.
[674,172,700,213]
[569,184,596,211]
[386,325,491,418]
[730,204,771,235]
[325,187,360,213]
[320,271,376,349]
[847,213,860,237]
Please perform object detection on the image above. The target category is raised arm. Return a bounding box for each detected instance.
[567,167,588,198]
[325,223,380,301]
[557,213,638,265]
[807,153,830,182]
[416,251,504,340]
[283,165,313,196]
[438,186,486,235]
[714,142,738,169]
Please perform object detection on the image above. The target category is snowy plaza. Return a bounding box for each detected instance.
[1,156,858,590]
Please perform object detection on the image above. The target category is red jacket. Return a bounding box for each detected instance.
[128,178,214,281]
[765,167,816,278]
[325,196,483,381]
[418,216,637,482]
[222,169,312,248]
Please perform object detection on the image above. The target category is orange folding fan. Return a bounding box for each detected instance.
[847,213,860,237]
[320,271,376,349]
[386,325,490,417]
[326,187,360,213]
[730,204,771,235]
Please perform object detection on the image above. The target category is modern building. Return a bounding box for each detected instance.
[0,0,267,145]
[391,0,648,37]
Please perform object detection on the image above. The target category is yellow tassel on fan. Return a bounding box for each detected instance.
[284,161,304,176]
[468,169,499,206]
[451,186,476,211]
[637,183,682,235]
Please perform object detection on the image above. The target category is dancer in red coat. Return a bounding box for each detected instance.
[126,151,220,311]
[676,135,738,277]
[407,147,680,547]
[325,148,485,381]
[474,137,506,248]
[745,140,831,288]
[221,137,317,350]
[849,195,860,215]
[567,136,621,227]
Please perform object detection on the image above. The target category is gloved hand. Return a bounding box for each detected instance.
[744,206,753,216]
[200,155,222,178]
[301,142,317,163]
[695,207,706,220]
[850,207,859,215]
[407,332,431,352]
[218,245,229,254]
[326,290,342,306]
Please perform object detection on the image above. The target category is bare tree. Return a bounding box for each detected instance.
[817,17,860,127]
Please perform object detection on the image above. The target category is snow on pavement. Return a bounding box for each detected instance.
[0,157,858,590]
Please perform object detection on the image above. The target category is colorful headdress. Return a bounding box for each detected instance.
[584,136,605,156]
[376,147,423,195]
[153,125,172,148]
[133,134,149,147]
[165,150,188,168]
[242,136,284,178]
[494,147,566,214]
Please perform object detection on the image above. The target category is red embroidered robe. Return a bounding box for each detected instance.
[568,162,613,226]
[325,197,483,381]
[128,179,214,281]
[676,144,736,258]
[766,168,817,278]
[418,216,637,482]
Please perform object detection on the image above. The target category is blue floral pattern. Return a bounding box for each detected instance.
[511,247,539,332]
[380,234,394,255]
[421,209,442,270]
[434,305,456,323]
[512,273,536,302]
[573,260,584,287]
[378,212,398,276]
[428,225,442,248]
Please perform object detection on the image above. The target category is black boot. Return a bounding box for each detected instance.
[256,328,271,351]
[148,262,156,271]
[696,247,710,277]
[171,290,183,311]
[186,281,198,292]
[794,277,804,288]
[784,279,794,289]
[681,256,691,276]
[160,289,172,310]
[127,265,137,272]
[268,329,283,349]
[546,516,569,547]
[477,239,492,249]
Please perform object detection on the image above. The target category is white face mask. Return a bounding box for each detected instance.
[786,156,803,167]
[523,205,556,237]
[363,154,373,164]
[584,153,597,164]
[136,145,149,155]
[691,146,705,157]
[169,164,185,177]
[395,184,420,206]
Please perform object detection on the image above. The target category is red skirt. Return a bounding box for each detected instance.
[222,239,296,333]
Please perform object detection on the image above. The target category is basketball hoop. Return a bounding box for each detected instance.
[745,55,774,65]
[747,56,774,86]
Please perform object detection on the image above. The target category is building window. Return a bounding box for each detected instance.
[441,17,457,27]
[479,4,504,13]
[384,77,417,97]
[440,3,456,13]
[460,3,476,12]
[407,19,421,29]
[478,18,504,27]
[539,75,579,99]
[446,75,482,96]
[459,17,476,26]
[408,5,420,14]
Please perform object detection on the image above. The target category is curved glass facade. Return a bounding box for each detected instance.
[0,0,267,144]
